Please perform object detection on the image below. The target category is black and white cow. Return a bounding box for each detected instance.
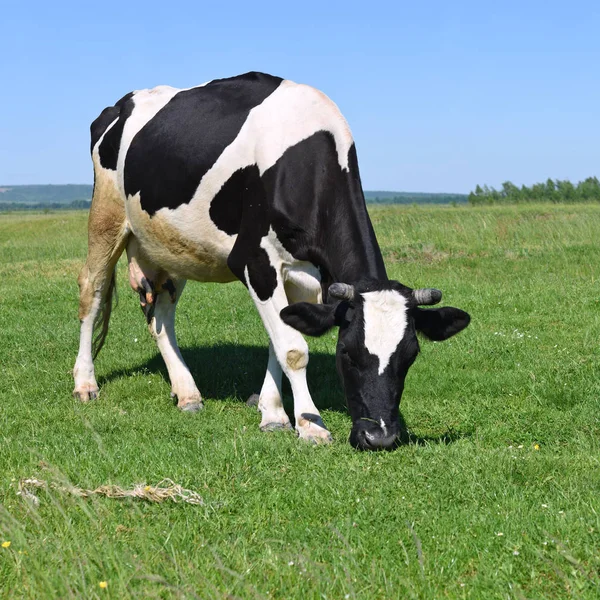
[73,72,470,450]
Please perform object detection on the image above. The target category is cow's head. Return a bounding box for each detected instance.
[280,280,470,450]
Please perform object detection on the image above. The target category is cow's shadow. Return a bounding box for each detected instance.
[98,343,471,446]
[99,343,344,409]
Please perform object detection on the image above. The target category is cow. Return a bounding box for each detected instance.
[73,71,470,450]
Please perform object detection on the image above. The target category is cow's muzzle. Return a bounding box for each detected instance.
[350,420,399,451]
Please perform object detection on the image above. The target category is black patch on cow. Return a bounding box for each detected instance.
[97,92,135,170]
[90,106,120,154]
[124,72,283,215]
[209,166,258,235]
[245,246,278,301]
[224,164,277,299]
[261,131,387,283]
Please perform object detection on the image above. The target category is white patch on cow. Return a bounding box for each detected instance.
[253,80,353,172]
[379,418,388,437]
[259,227,322,304]
[125,188,236,283]
[362,290,408,375]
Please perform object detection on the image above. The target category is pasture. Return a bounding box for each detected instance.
[0,204,599,598]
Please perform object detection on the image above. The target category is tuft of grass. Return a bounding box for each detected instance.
[1,205,599,598]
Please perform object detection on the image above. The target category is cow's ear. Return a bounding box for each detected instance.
[414,307,470,341]
[281,302,350,337]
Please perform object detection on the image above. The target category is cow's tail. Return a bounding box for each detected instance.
[92,268,118,360]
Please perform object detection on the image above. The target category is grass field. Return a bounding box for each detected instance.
[1,205,599,599]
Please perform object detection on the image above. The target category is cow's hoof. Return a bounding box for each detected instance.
[296,414,333,444]
[73,386,99,402]
[260,421,293,432]
[176,397,203,412]
[299,429,333,444]
[259,405,292,431]
[246,394,260,408]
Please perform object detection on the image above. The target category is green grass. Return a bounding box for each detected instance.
[1,205,599,599]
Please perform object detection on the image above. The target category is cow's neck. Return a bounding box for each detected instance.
[308,174,388,285]
[319,208,387,284]
[273,142,388,286]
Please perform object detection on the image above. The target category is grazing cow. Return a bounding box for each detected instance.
[73,72,470,450]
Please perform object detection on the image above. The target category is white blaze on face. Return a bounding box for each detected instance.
[362,290,408,375]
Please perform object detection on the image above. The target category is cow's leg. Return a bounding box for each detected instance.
[126,238,202,412]
[73,173,129,401]
[147,279,203,412]
[250,267,323,432]
[255,342,292,431]
[246,271,331,443]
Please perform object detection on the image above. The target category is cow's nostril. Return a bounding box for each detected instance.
[364,428,397,450]
[364,430,378,444]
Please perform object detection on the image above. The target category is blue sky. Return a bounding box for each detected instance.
[1,0,598,192]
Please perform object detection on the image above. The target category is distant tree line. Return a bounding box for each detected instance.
[0,199,91,212]
[0,184,92,204]
[365,192,467,205]
[468,177,600,205]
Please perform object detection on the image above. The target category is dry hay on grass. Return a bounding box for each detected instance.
[16,477,204,506]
